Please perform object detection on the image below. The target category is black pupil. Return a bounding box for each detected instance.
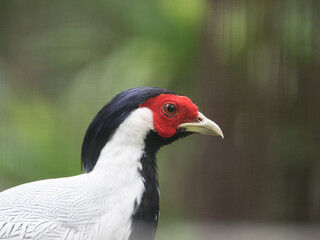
[167,104,175,113]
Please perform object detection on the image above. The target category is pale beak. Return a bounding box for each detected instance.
[178,112,224,138]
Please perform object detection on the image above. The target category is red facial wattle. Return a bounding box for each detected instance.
[140,94,198,138]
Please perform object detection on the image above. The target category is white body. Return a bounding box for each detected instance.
[0,108,154,240]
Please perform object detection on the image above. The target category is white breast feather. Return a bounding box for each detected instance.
[0,108,154,240]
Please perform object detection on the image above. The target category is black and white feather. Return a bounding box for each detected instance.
[0,87,191,240]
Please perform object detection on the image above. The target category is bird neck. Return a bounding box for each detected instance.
[86,106,189,239]
[130,133,159,240]
[91,108,160,239]
[92,108,154,172]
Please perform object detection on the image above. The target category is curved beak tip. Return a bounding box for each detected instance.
[215,129,224,139]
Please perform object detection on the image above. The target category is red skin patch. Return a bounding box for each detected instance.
[140,94,198,138]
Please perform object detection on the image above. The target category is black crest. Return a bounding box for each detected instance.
[81,87,175,173]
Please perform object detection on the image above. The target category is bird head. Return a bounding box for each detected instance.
[140,93,223,139]
[81,87,223,173]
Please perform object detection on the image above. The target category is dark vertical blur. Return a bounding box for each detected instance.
[187,0,320,222]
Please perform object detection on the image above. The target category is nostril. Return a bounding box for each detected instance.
[197,117,203,122]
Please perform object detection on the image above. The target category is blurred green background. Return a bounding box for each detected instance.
[0,0,319,239]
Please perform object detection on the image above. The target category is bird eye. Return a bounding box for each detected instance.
[162,103,177,117]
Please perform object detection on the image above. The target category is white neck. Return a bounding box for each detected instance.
[93,107,154,174]
[85,108,154,239]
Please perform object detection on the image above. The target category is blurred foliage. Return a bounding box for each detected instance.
[0,0,319,228]
[0,0,205,221]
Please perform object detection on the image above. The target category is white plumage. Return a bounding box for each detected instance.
[0,87,224,240]
[0,108,152,240]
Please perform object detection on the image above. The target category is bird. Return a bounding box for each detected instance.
[0,87,223,240]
